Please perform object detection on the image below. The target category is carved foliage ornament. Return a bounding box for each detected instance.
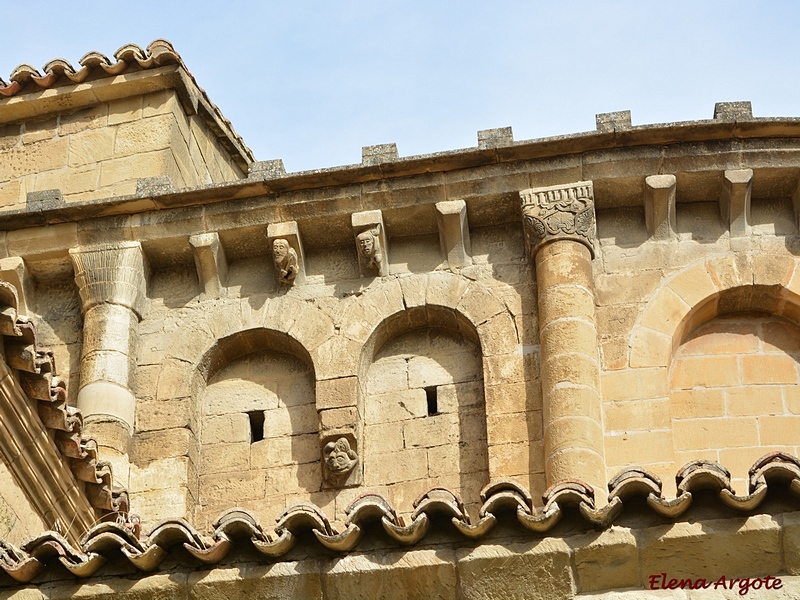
[520,181,596,258]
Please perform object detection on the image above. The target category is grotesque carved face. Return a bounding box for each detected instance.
[324,437,357,474]
[273,239,289,263]
[357,231,374,257]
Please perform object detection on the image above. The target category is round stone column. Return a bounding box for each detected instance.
[520,181,605,496]
[69,242,148,487]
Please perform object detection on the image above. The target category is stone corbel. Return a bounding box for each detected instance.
[267,221,305,286]
[316,376,361,488]
[321,432,360,488]
[351,210,389,277]
[435,200,472,269]
[189,232,228,297]
[520,181,596,258]
[644,174,677,241]
[0,256,34,315]
[720,169,753,238]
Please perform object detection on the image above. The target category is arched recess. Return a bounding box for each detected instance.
[360,305,489,519]
[335,272,529,518]
[150,296,335,530]
[612,254,800,495]
[629,255,800,371]
[195,328,318,531]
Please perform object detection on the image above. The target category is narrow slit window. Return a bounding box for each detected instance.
[425,386,438,416]
[248,410,265,443]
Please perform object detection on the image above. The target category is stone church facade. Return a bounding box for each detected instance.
[1,40,800,598]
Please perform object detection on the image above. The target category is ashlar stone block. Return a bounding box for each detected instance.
[457,539,575,600]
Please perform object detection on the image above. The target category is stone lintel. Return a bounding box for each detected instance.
[520,181,596,259]
[69,241,149,318]
[351,210,389,277]
[435,200,472,268]
[189,232,229,297]
[0,256,34,316]
[720,168,753,238]
[362,143,399,166]
[266,221,305,285]
[644,174,677,241]
[596,110,632,132]
[714,101,753,121]
[477,126,513,149]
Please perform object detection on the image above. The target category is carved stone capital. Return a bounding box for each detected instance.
[520,181,596,258]
[69,242,149,319]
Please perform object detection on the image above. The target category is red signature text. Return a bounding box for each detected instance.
[648,573,783,595]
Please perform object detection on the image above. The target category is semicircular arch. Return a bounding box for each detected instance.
[629,255,800,370]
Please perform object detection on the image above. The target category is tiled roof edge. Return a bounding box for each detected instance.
[0,282,129,527]
[1,452,798,583]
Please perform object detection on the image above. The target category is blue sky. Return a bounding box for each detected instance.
[2,1,798,172]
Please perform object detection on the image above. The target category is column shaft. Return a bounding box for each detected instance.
[521,181,606,495]
[535,241,604,491]
[70,242,148,486]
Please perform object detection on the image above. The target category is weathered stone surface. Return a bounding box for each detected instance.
[640,515,782,583]
[5,46,800,598]
[316,376,358,410]
[325,549,456,600]
[43,574,188,600]
[189,562,322,600]
[457,540,574,600]
[572,527,638,593]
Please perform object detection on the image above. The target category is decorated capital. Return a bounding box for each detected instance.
[69,242,149,318]
[520,181,596,258]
